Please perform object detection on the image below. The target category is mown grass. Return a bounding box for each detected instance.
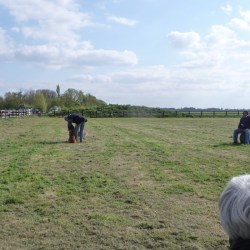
[0,116,248,249]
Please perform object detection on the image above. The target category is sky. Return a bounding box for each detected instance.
[1,0,250,109]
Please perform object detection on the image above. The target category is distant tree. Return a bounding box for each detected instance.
[78,90,87,105]
[61,88,80,107]
[33,92,47,112]
[85,93,106,106]
[36,89,57,110]
[0,96,4,109]
[4,91,24,109]
[49,98,61,109]
[23,90,36,106]
[0,87,108,111]
[37,89,57,99]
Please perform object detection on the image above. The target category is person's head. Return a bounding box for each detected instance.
[64,115,68,121]
[243,111,249,117]
[219,174,250,240]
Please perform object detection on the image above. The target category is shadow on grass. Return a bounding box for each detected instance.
[38,140,69,145]
[213,143,244,148]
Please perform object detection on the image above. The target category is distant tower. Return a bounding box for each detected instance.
[56,84,60,97]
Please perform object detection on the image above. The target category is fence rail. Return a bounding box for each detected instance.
[0,109,33,118]
[0,109,245,119]
[168,110,242,118]
[50,110,244,118]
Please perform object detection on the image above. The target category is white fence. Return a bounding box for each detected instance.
[0,109,33,118]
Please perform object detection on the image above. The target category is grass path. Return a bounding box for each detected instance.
[0,116,248,249]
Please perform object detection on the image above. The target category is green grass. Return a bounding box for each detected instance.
[0,116,247,249]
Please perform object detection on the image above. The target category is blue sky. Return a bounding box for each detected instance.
[1,0,250,108]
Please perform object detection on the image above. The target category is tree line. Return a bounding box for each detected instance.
[0,85,245,118]
[0,85,106,112]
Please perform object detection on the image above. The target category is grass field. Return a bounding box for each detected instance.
[0,116,248,249]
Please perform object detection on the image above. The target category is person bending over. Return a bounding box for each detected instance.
[64,113,87,143]
[219,174,250,249]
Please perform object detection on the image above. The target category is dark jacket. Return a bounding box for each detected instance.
[238,116,250,130]
[67,114,87,129]
[230,238,250,250]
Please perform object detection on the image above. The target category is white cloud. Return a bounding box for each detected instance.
[167,24,250,71]
[0,0,85,24]
[205,25,236,47]
[167,31,201,49]
[0,27,14,60]
[0,0,138,68]
[13,44,138,69]
[229,18,250,31]
[0,0,92,45]
[66,63,250,108]
[167,8,250,76]
[0,28,9,49]
[72,49,138,66]
[240,9,250,22]
[229,9,250,31]
[107,16,138,26]
[221,4,233,15]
